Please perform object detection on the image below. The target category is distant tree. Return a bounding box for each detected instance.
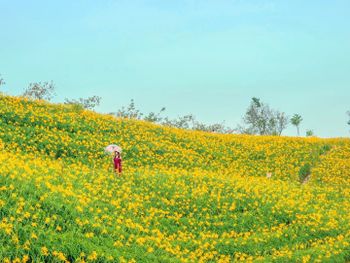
[306,130,314,137]
[347,111,350,128]
[115,99,144,119]
[192,120,233,133]
[291,114,303,136]
[65,96,101,110]
[113,99,234,133]
[275,112,290,136]
[237,97,288,135]
[0,75,5,87]
[162,114,195,129]
[112,99,166,121]
[144,107,166,123]
[23,81,56,101]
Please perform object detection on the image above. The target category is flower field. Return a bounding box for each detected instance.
[1,94,350,262]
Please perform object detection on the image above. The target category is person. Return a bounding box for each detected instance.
[113,150,122,176]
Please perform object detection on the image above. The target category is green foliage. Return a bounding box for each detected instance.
[299,163,311,182]
[1,95,350,262]
[291,114,303,136]
[306,130,314,137]
[68,103,85,113]
[319,144,332,155]
[291,114,303,126]
[0,95,336,178]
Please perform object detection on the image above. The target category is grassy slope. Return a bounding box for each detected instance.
[0,94,350,262]
[1,95,347,179]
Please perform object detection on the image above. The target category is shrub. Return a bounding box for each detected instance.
[306,130,314,137]
[69,103,85,113]
[299,163,311,182]
[319,144,331,155]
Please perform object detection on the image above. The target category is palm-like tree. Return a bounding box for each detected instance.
[291,114,303,136]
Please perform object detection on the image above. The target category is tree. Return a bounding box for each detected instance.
[65,96,102,110]
[275,112,289,136]
[162,114,195,129]
[114,99,144,119]
[144,107,166,123]
[112,99,166,121]
[347,111,350,128]
[23,81,56,101]
[291,114,303,136]
[112,99,234,133]
[192,120,234,133]
[237,98,289,135]
[306,130,314,137]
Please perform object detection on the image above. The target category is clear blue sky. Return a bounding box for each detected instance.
[1,0,349,137]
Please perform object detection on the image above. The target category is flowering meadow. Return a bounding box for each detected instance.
[0,94,350,262]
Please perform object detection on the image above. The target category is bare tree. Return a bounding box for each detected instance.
[193,121,233,133]
[144,107,166,122]
[114,99,144,119]
[275,112,289,135]
[65,96,102,110]
[238,97,289,135]
[23,81,56,101]
[112,99,234,133]
[162,114,195,129]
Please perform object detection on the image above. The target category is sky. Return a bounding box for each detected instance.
[0,0,349,137]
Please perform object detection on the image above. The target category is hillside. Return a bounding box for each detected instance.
[1,94,350,262]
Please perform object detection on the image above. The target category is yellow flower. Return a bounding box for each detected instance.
[22,255,30,263]
[88,251,98,261]
[23,212,30,219]
[41,246,49,256]
[85,232,94,238]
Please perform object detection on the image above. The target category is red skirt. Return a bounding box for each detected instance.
[114,158,122,173]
